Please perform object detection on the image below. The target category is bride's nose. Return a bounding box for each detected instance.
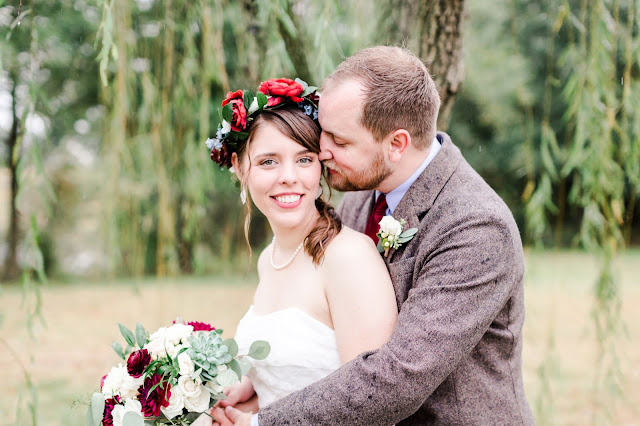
[279,161,298,184]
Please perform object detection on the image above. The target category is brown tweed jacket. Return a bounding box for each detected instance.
[257,133,535,425]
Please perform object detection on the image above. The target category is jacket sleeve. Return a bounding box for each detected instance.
[256,211,524,425]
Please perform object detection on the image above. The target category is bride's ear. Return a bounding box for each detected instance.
[231,152,241,176]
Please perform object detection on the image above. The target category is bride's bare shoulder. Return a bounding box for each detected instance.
[322,226,381,267]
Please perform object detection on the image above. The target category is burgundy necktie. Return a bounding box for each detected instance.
[364,193,388,245]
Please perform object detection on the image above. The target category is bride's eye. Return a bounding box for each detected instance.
[298,157,313,164]
[260,159,276,166]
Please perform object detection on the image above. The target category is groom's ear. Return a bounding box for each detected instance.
[387,129,411,163]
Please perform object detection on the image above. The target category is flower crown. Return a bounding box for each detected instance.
[206,78,320,169]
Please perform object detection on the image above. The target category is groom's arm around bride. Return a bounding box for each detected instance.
[229,46,535,425]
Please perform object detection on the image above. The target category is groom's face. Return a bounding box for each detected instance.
[318,80,391,192]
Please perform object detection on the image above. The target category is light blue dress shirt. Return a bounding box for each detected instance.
[251,137,441,426]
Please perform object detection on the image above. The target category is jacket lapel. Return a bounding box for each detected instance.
[387,132,462,263]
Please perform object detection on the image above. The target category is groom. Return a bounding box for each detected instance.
[225,46,535,425]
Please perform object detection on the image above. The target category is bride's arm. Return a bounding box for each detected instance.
[322,229,398,364]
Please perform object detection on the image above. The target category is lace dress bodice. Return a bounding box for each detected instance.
[234,305,342,408]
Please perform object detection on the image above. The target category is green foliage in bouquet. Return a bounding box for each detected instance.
[87,319,270,426]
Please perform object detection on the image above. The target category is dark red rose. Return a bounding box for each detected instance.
[127,349,151,378]
[187,321,215,331]
[102,398,119,426]
[210,142,232,169]
[258,78,304,106]
[138,374,171,417]
[221,90,247,131]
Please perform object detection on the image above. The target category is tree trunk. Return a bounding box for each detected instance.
[278,0,313,84]
[379,0,466,131]
[2,78,21,282]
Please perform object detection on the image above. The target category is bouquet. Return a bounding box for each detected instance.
[87,318,270,426]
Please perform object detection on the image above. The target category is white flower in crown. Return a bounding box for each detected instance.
[376,216,418,257]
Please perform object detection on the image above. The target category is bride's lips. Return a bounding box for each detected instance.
[271,193,303,209]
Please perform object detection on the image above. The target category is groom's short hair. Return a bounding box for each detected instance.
[322,46,440,150]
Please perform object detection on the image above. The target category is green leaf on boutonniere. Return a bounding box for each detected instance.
[118,323,136,348]
[376,240,384,253]
[398,228,418,243]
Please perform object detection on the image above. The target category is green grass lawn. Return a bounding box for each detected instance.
[1,250,639,426]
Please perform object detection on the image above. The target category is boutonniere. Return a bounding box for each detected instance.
[376,216,418,257]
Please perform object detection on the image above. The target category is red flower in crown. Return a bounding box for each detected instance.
[258,78,304,106]
[221,90,247,131]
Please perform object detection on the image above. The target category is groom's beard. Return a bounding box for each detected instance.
[323,151,391,192]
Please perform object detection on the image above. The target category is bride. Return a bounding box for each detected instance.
[202,78,397,424]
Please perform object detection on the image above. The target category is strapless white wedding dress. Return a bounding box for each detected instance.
[234,305,342,408]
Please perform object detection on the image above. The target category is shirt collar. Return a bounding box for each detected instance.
[377,137,442,215]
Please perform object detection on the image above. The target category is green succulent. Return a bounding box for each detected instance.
[187,330,233,381]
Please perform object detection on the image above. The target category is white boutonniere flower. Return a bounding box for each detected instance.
[376,216,418,257]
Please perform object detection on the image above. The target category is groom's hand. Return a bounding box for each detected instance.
[224,406,253,426]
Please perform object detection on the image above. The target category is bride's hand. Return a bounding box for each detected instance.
[219,376,255,407]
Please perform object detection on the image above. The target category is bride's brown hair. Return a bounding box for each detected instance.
[234,106,342,265]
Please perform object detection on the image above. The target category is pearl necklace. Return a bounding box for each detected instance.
[270,236,304,270]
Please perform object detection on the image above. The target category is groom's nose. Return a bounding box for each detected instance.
[318,132,333,161]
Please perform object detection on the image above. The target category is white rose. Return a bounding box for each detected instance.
[101,364,128,398]
[178,375,203,398]
[165,323,194,344]
[184,384,211,413]
[378,216,403,237]
[221,120,231,134]
[178,352,195,377]
[111,398,143,426]
[119,374,144,400]
[161,386,185,420]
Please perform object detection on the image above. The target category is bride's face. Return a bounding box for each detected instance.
[240,122,321,230]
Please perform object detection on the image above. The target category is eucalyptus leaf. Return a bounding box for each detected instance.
[222,338,238,358]
[228,359,242,380]
[222,104,233,122]
[236,357,251,375]
[91,392,105,425]
[118,323,136,347]
[257,92,268,109]
[217,108,223,123]
[248,341,271,360]
[399,228,418,238]
[376,241,384,253]
[122,411,145,426]
[112,341,125,359]
[216,368,239,387]
[86,405,95,426]
[135,322,147,347]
